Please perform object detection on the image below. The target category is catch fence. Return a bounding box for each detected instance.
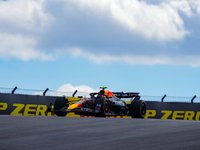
[0,86,199,103]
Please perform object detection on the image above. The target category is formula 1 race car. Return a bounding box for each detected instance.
[51,87,146,118]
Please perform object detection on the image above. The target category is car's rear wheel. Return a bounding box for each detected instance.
[95,98,110,117]
[54,97,68,117]
[129,100,146,118]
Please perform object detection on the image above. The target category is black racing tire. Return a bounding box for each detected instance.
[95,98,110,117]
[129,100,146,118]
[54,97,68,117]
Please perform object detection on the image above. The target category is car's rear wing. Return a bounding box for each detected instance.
[112,92,140,98]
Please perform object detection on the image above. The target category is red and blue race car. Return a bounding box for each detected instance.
[51,87,146,118]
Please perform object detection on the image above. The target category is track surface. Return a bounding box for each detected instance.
[1,115,200,150]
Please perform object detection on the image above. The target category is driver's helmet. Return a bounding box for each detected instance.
[98,90,105,98]
[98,89,116,98]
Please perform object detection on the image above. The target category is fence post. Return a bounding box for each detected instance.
[161,94,166,102]
[72,90,78,97]
[11,86,17,94]
[191,95,196,103]
[43,88,49,96]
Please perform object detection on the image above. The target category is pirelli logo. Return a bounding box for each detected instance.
[0,102,54,116]
[145,110,200,121]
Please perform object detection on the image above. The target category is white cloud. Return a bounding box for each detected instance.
[56,84,98,97]
[33,84,98,97]
[189,0,200,15]
[0,0,54,61]
[170,0,193,17]
[67,47,200,67]
[0,0,53,31]
[0,33,55,61]
[0,0,200,66]
[69,0,190,41]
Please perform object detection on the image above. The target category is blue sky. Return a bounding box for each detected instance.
[0,0,200,101]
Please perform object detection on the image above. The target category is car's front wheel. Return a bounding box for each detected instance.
[54,97,68,117]
[95,98,110,117]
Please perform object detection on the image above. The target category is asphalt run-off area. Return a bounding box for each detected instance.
[1,115,200,150]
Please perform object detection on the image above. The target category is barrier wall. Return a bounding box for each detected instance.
[1,93,200,120]
[144,101,200,121]
[0,93,57,116]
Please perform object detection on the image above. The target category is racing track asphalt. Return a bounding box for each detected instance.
[0,115,200,150]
